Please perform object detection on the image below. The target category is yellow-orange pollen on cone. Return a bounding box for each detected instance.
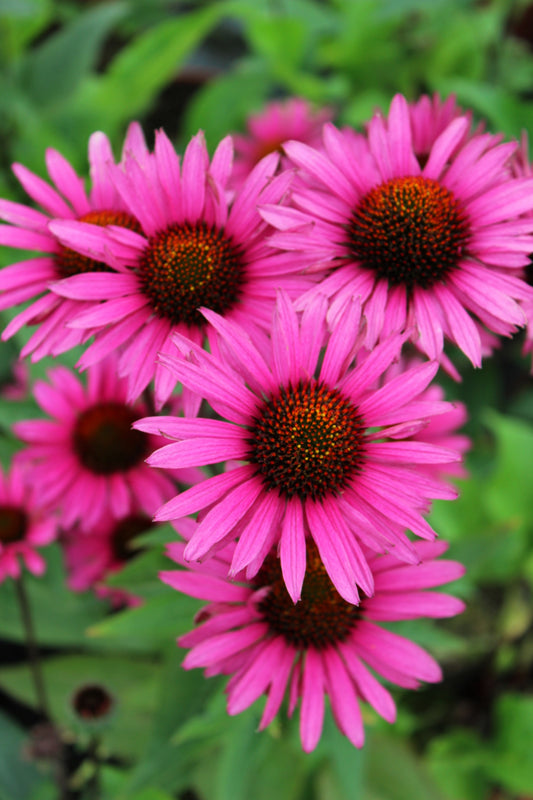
[248,379,365,500]
[139,222,246,327]
[56,209,142,278]
[348,175,470,289]
[255,540,362,649]
[73,403,148,475]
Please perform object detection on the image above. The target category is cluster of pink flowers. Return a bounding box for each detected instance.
[1,93,532,750]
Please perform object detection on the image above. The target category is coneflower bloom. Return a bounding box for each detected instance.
[13,356,200,531]
[0,461,57,582]
[62,512,153,606]
[406,93,483,167]
[0,123,148,361]
[162,519,465,752]
[263,93,533,367]
[136,294,460,604]
[49,131,310,407]
[231,97,332,189]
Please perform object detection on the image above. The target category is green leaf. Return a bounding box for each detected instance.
[73,4,227,137]
[488,693,533,794]
[183,60,272,145]
[0,711,43,800]
[88,588,201,648]
[0,654,161,760]
[119,649,221,798]
[426,729,489,800]
[364,732,446,800]
[483,412,533,529]
[0,544,107,648]
[20,3,127,107]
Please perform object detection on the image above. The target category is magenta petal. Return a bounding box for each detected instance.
[279,498,306,603]
[339,646,396,723]
[184,476,264,561]
[300,649,325,752]
[323,648,364,747]
[183,623,267,669]
[154,465,255,522]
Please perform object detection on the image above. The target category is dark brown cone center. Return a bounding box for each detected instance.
[255,540,361,649]
[73,403,148,475]
[348,175,470,290]
[138,222,246,328]
[248,380,365,500]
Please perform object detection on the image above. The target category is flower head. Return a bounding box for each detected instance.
[0,461,56,581]
[231,97,332,189]
[162,520,465,752]
[13,355,198,531]
[0,123,148,360]
[136,294,461,604]
[62,512,152,606]
[264,94,533,367]
[50,131,310,407]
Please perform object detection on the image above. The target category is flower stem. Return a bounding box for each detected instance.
[14,573,51,719]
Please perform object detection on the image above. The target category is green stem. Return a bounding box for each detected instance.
[14,574,51,719]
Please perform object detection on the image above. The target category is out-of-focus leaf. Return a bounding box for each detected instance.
[103,547,171,598]
[364,732,446,800]
[183,60,272,145]
[487,693,533,793]
[483,412,533,528]
[436,78,533,139]
[0,711,43,800]
[427,729,489,800]
[317,708,366,800]
[71,4,227,138]
[20,3,127,107]
[118,648,221,798]
[0,0,52,59]
[0,654,161,759]
[245,14,306,73]
[88,588,200,647]
[0,544,107,647]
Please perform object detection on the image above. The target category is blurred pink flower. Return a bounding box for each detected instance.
[0,461,56,581]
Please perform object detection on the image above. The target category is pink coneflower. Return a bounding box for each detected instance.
[406,93,483,167]
[231,97,332,189]
[263,93,533,367]
[0,123,148,361]
[136,294,461,604]
[162,520,465,751]
[13,355,199,531]
[49,131,310,408]
[62,512,152,606]
[0,461,56,581]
